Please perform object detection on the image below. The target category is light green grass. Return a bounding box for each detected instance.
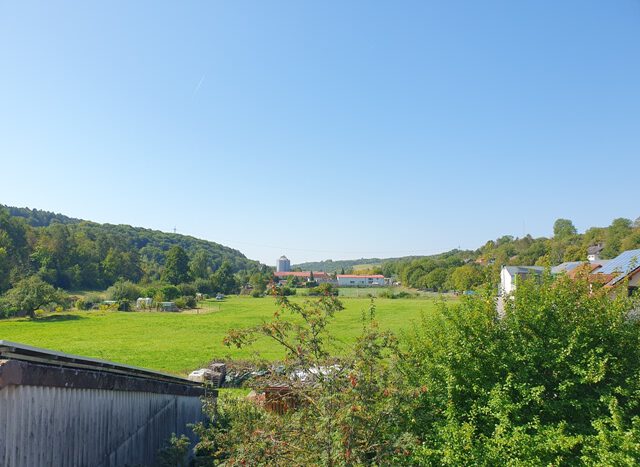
[0,295,448,376]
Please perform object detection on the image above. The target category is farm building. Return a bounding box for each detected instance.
[0,340,211,467]
[276,255,291,272]
[336,274,386,287]
[274,271,333,284]
[160,301,179,312]
[136,297,153,309]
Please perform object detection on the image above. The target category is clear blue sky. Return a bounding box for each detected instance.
[1,1,638,266]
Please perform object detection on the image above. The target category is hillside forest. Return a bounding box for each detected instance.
[1,204,639,316]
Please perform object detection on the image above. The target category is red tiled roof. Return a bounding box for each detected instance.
[337,274,385,279]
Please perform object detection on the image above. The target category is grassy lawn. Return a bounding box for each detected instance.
[0,295,451,376]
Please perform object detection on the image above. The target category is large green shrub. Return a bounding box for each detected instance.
[402,274,640,464]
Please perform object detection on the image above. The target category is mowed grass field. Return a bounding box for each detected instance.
[0,294,452,375]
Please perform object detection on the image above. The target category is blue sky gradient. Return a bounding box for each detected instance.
[1,1,638,265]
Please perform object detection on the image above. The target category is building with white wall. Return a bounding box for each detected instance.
[500,266,544,296]
[337,274,386,287]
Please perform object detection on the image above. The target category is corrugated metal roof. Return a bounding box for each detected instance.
[0,340,199,386]
[592,249,640,285]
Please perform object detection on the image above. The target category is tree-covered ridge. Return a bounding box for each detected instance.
[296,217,640,293]
[0,205,260,292]
[386,217,640,291]
[293,255,428,273]
[0,204,81,227]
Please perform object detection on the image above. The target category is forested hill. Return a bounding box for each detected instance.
[1,204,81,227]
[293,258,387,273]
[0,204,260,292]
[294,254,446,273]
[296,217,640,292]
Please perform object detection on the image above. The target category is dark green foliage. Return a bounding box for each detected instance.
[1,204,80,227]
[554,218,578,238]
[158,284,180,301]
[0,205,258,294]
[3,276,66,318]
[402,275,640,464]
[174,296,196,309]
[157,433,191,467]
[307,283,338,296]
[212,260,239,295]
[275,285,296,296]
[161,246,191,285]
[106,280,141,301]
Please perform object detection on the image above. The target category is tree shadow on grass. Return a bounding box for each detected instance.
[33,314,87,322]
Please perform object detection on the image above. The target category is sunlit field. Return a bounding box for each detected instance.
[0,294,452,375]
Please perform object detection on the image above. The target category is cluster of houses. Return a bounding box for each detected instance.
[500,246,640,298]
[274,256,388,287]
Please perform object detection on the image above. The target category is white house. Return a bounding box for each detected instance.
[337,274,386,287]
[500,266,544,296]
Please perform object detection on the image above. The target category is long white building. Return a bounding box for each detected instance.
[337,274,386,287]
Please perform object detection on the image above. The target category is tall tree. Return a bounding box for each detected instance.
[189,249,211,280]
[161,246,190,285]
[553,218,577,238]
[213,260,238,294]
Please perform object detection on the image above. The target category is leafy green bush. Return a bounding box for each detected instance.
[159,284,180,301]
[177,283,196,297]
[106,280,141,301]
[157,433,191,467]
[174,296,196,310]
[307,283,338,296]
[402,274,640,464]
[378,289,394,299]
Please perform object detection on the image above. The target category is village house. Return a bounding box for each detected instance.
[499,266,544,296]
[587,248,640,297]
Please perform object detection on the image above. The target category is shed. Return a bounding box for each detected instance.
[136,297,153,309]
[0,340,213,467]
[160,301,179,312]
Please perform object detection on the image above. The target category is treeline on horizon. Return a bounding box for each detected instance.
[1,204,639,301]
[0,205,261,296]
[302,217,640,292]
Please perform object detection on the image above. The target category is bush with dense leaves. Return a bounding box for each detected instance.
[402,273,640,464]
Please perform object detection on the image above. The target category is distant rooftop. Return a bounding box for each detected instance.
[337,274,385,279]
[504,266,544,275]
[592,249,640,286]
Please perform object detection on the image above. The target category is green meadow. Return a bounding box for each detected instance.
[0,294,451,375]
